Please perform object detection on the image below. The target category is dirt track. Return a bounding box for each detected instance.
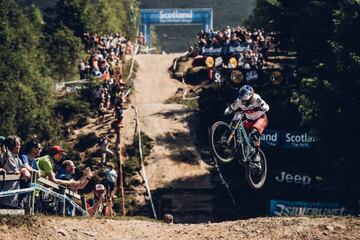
[123,54,211,189]
[1,215,359,240]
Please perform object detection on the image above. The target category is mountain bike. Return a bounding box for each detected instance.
[210,112,267,189]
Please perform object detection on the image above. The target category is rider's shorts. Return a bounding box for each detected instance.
[244,114,268,134]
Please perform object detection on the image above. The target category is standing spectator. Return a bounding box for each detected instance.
[0,135,5,164]
[98,135,113,165]
[56,160,93,216]
[18,140,42,207]
[137,32,145,46]
[36,145,75,187]
[96,101,106,125]
[0,136,31,208]
[78,59,87,80]
[104,164,117,196]
[111,119,122,145]
[56,160,92,190]
[114,101,124,126]
[20,140,42,172]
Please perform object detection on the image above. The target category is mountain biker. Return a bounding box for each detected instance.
[224,85,269,162]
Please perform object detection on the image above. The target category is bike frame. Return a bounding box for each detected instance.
[228,113,254,163]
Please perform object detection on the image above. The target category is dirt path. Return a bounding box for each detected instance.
[1,215,359,240]
[123,54,211,190]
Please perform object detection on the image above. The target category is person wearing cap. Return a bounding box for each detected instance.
[36,145,76,187]
[86,184,113,216]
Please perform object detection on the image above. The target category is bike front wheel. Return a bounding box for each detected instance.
[210,121,237,163]
[245,149,267,189]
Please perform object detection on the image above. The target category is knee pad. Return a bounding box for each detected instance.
[249,128,260,141]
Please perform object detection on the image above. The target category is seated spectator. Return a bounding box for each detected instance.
[36,145,75,187]
[87,184,113,217]
[0,135,31,209]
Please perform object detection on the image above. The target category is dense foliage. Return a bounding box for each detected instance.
[0,0,139,143]
[0,0,57,141]
[248,0,360,180]
[52,0,139,38]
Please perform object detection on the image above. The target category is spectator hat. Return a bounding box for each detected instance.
[95,184,105,192]
[49,145,66,156]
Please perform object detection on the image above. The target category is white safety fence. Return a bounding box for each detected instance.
[0,181,88,216]
[132,106,157,220]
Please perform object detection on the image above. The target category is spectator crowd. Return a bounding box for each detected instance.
[0,30,138,217]
[188,25,277,70]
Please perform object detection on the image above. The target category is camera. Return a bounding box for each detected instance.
[104,193,111,202]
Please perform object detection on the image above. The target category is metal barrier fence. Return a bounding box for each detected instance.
[0,173,88,216]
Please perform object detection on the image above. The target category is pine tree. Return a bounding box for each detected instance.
[0,0,59,141]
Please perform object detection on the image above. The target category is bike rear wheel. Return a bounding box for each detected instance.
[245,149,267,189]
[210,121,237,163]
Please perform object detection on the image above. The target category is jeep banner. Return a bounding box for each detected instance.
[269,199,350,217]
[260,130,316,149]
[274,171,312,186]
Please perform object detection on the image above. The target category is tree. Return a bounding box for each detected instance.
[47,25,84,81]
[0,0,59,141]
[53,0,85,37]
[249,0,360,180]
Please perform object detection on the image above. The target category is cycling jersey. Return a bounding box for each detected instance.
[229,93,269,120]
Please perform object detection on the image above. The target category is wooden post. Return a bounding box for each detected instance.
[115,130,126,216]
[58,186,66,217]
[28,171,37,215]
[81,194,87,213]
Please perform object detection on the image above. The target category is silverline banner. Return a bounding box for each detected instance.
[269,199,351,217]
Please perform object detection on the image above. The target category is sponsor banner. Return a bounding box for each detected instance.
[260,130,316,149]
[201,46,223,56]
[269,199,350,217]
[274,171,312,186]
[283,131,316,149]
[141,9,212,26]
[159,10,194,23]
[261,129,280,148]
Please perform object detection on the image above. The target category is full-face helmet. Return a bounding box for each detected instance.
[238,85,254,105]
